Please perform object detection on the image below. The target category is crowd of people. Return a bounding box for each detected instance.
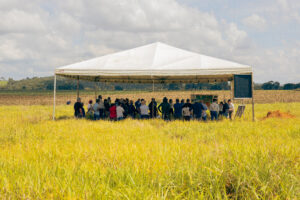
[74,95,235,121]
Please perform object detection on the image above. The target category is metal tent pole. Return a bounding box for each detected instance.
[94,82,98,100]
[77,76,80,99]
[230,79,234,100]
[152,80,155,92]
[251,73,255,122]
[53,74,57,120]
[152,79,155,119]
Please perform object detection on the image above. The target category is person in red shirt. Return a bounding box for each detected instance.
[109,103,117,121]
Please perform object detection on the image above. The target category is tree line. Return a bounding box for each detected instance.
[0,77,299,91]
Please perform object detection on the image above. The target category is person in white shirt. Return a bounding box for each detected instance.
[139,99,149,119]
[87,100,93,114]
[93,99,100,120]
[116,103,125,120]
[98,98,105,119]
[228,99,234,120]
[209,99,219,121]
[182,105,193,121]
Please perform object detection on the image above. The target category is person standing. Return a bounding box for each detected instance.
[182,104,192,121]
[109,103,117,121]
[93,99,100,120]
[140,99,149,119]
[74,98,84,118]
[99,97,105,119]
[201,101,208,121]
[180,99,185,108]
[128,100,136,118]
[135,99,141,115]
[209,99,219,121]
[104,99,110,118]
[223,100,229,118]
[116,103,125,120]
[169,99,174,119]
[219,102,224,118]
[158,97,171,121]
[148,98,158,119]
[87,100,93,113]
[193,101,204,120]
[228,99,235,120]
[173,99,182,120]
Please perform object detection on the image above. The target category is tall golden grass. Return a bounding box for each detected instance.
[0,102,299,199]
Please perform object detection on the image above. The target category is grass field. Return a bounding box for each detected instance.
[0,90,300,105]
[0,100,299,199]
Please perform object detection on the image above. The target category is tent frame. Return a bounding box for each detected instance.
[52,73,255,121]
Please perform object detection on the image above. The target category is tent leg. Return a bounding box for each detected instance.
[152,80,155,93]
[94,82,97,100]
[77,77,80,99]
[251,73,255,122]
[230,79,234,100]
[53,75,57,121]
[152,80,155,119]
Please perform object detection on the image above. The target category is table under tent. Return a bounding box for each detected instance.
[53,42,254,121]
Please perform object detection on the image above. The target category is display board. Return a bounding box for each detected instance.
[235,105,246,118]
[234,75,253,98]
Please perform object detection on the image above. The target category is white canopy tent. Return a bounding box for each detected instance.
[53,42,254,120]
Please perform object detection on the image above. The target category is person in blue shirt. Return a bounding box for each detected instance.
[193,101,204,120]
[173,99,182,120]
[201,101,208,121]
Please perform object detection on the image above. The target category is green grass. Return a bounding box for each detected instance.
[0,81,7,87]
[0,103,299,199]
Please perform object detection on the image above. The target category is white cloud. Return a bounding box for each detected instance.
[0,9,46,34]
[0,0,299,83]
[243,14,266,31]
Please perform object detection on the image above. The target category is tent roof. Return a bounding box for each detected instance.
[55,42,252,83]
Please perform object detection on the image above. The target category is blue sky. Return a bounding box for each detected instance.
[0,0,299,83]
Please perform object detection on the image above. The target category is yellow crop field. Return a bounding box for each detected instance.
[0,101,299,199]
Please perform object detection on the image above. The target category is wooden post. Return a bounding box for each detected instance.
[52,74,57,121]
[77,76,80,99]
[251,73,255,122]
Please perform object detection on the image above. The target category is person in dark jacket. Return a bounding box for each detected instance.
[128,100,136,118]
[104,99,110,118]
[169,99,174,119]
[148,98,158,118]
[223,100,229,118]
[158,97,171,121]
[193,101,204,120]
[74,98,85,118]
[173,99,182,119]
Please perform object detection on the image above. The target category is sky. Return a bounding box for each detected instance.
[0,0,299,83]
